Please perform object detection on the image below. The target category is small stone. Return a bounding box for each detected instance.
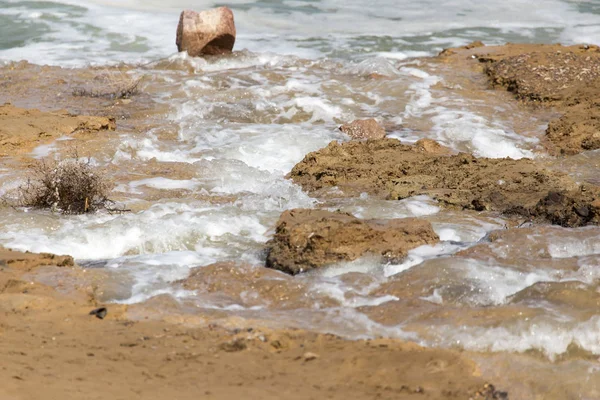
[89,307,107,320]
[302,352,319,361]
[414,138,452,155]
[339,119,386,140]
[219,338,247,352]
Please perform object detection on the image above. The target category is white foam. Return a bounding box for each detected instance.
[2,0,597,67]
[343,57,400,77]
[332,195,440,220]
[163,51,298,74]
[0,202,270,260]
[31,143,57,159]
[461,260,557,305]
[572,260,600,285]
[404,196,441,216]
[318,257,384,278]
[429,109,536,159]
[377,51,431,60]
[311,281,398,308]
[127,177,201,192]
[384,242,464,277]
[548,235,600,258]
[420,288,444,305]
[437,228,462,242]
[435,315,600,360]
[401,67,441,114]
[114,136,202,164]
[293,97,345,123]
[433,218,505,243]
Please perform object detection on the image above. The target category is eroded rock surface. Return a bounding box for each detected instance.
[545,82,600,155]
[339,119,386,140]
[265,208,438,274]
[466,44,600,155]
[289,139,600,227]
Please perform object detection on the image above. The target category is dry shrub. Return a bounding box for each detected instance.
[18,155,125,214]
[73,69,141,100]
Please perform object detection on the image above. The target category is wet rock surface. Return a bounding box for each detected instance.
[0,103,115,157]
[0,248,74,273]
[265,208,438,274]
[462,43,600,155]
[180,262,339,308]
[289,139,600,227]
[339,118,386,140]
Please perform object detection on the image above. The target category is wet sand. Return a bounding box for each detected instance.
[0,247,493,400]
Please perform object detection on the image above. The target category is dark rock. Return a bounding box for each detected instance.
[265,208,439,275]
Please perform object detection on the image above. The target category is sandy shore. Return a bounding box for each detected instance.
[0,248,496,400]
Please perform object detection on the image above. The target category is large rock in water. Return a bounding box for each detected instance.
[288,139,600,227]
[265,209,439,275]
[176,8,236,56]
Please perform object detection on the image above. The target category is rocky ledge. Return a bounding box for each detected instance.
[0,103,115,157]
[289,139,600,227]
[441,43,600,155]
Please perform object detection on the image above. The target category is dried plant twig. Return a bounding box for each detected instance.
[16,152,129,214]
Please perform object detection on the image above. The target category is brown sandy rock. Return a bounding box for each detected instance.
[339,119,386,140]
[438,40,486,57]
[0,103,115,157]
[472,43,600,155]
[289,139,600,227]
[265,208,438,275]
[483,45,600,103]
[544,80,600,155]
[465,40,485,50]
[176,8,236,57]
[414,138,453,155]
[0,247,74,272]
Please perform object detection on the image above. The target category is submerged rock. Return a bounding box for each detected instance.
[339,119,386,140]
[265,209,438,275]
[180,262,340,308]
[176,8,236,57]
[289,139,600,227]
